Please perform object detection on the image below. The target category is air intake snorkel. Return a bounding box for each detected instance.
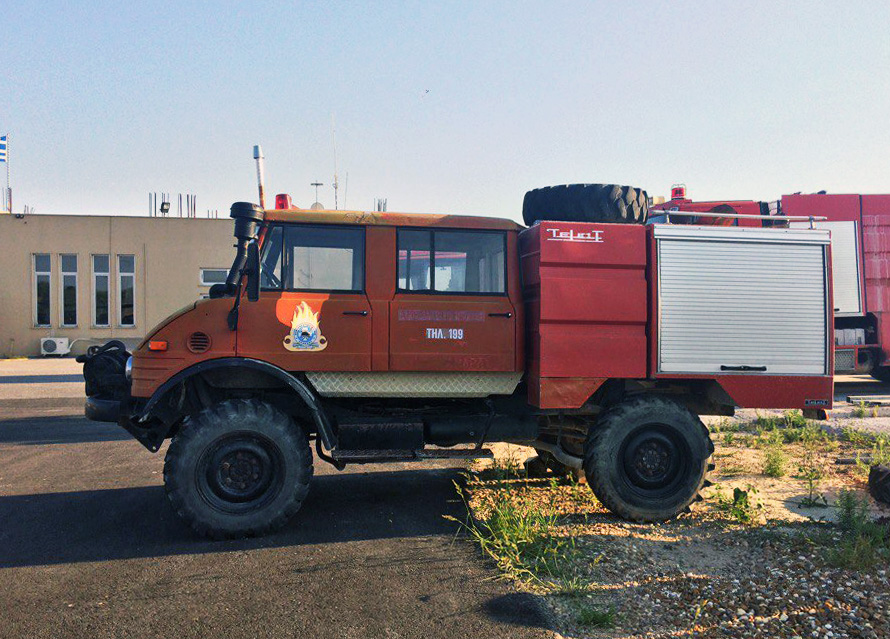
[224,202,264,291]
[213,201,264,330]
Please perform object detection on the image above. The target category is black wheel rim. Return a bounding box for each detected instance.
[619,423,691,499]
[196,432,285,514]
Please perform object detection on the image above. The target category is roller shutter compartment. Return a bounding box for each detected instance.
[791,220,862,316]
[655,225,830,376]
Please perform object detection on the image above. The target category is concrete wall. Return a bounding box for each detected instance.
[0,214,234,357]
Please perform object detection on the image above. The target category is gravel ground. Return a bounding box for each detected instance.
[468,405,890,639]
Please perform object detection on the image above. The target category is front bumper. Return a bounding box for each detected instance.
[81,341,167,452]
[85,396,122,423]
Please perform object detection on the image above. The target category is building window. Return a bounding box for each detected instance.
[397,230,506,294]
[276,225,364,292]
[200,268,229,286]
[60,254,78,327]
[92,254,110,327]
[118,254,135,327]
[34,253,51,327]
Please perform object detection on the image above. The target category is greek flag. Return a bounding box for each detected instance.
[0,136,6,163]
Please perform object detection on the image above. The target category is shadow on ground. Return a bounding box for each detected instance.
[0,416,133,445]
[0,466,471,568]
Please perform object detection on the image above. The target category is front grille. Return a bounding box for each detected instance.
[834,349,855,372]
[187,332,212,354]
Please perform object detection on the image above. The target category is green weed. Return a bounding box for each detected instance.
[446,484,574,590]
[796,451,828,508]
[762,447,787,478]
[852,401,878,419]
[714,485,762,525]
[829,490,890,570]
[487,453,525,481]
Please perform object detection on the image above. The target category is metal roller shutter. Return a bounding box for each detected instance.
[791,220,862,316]
[656,226,830,375]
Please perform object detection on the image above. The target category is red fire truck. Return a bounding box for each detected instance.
[652,186,890,380]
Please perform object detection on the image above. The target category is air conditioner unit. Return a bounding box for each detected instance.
[40,337,71,356]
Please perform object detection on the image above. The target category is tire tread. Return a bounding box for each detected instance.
[164,398,313,540]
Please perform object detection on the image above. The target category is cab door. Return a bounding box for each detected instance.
[236,223,372,372]
[389,228,516,371]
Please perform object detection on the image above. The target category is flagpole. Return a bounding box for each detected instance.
[5,134,10,214]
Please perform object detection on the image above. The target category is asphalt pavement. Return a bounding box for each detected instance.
[0,359,552,639]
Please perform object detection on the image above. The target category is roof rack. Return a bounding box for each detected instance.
[660,210,827,229]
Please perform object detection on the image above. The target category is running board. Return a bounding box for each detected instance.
[331,448,494,464]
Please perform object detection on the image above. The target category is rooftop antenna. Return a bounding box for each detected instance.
[253,145,266,209]
[331,113,339,210]
[311,181,324,209]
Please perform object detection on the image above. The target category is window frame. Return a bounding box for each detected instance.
[261,223,366,294]
[60,254,78,327]
[199,268,229,286]
[92,254,110,328]
[117,254,136,328]
[395,227,508,297]
[33,253,52,328]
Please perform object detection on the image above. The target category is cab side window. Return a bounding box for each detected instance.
[260,226,283,289]
[397,229,506,294]
[261,224,365,292]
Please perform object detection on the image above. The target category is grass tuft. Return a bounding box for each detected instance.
[762,446,787,478]
[576,605,616,628]
[446,483,576,590]
[713,484,761,525]
[829,490,890,570]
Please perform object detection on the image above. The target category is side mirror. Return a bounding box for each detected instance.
[246,242,260,302]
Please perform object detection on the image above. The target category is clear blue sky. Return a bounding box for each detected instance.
[4,1,889,220]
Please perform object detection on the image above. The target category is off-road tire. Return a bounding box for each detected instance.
[164,399,313,539]
[869,465,890,505]
[583,395,713,522]
[522,183,648,226]
[871,366,890,384]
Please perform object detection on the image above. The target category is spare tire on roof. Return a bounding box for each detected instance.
[522,183,648,226]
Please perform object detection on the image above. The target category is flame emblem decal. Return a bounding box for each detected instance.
[283,301,328,352]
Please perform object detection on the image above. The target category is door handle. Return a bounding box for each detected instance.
[720,365,767,372]
[342,310,369,316]
[488,312,513,318]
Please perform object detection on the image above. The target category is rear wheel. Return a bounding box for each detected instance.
[164,399,313,539]
[583,395,712,522]
[522,183,649,226]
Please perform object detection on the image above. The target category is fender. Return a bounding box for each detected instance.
[136,358,335,451]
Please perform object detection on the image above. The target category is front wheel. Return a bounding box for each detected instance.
[164,399,313,539]
[583,395,712,522]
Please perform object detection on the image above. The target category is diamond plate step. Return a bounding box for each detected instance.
[331,448,494,463]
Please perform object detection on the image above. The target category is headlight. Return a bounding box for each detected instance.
[125,356,133,382]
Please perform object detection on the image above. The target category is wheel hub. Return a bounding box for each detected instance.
[620,425,686,493]
[634,440,670,479]
[198,434,283,510]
